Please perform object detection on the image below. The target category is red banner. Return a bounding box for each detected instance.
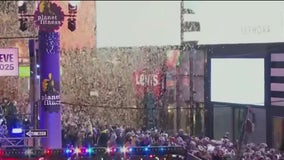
[132,69,163,98]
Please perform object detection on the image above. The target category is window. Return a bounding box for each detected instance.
[273,117,284,150]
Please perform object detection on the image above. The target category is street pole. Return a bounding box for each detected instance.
[35,39,40,131]
[161,62,167,130]
[29,39,40,148]
[189,46,195,135]
[28,39,36,147]
[176,0,185,132]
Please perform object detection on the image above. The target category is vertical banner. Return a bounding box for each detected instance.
[38,31,61,149]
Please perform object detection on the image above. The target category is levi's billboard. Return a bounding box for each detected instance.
[132,69,163,98]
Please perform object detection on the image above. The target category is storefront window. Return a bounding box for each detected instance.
[273,117,284,150]
[214,106,233,140]
[247,108,266,144]
[213,104,266,143]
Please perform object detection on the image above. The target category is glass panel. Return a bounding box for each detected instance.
[213,105,266,144]
[273,117,284,150]
[233,108,246,142]
[214,106,233,140]
[180,106,191,133]
[247,108,266,144]
[163,104,176,134]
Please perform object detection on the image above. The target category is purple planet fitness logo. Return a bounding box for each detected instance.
[34,1,65,32]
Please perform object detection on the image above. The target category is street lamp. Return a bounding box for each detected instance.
[19,18,28,32]
[68,1,80,13]
[67,18,76,32]
[67,1,79,32]
[17,1,27,14]
[18,1,28,32]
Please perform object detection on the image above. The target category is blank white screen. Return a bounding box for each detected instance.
[211,58,264,105]
[96,1,180,48]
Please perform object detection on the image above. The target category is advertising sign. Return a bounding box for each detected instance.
[0,48,19,76]
[184,1,284,45]
[34,1,65,32]
[39,32,61,113]
[132,69,163,98]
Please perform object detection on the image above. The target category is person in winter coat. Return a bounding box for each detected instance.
[97,126,109,147]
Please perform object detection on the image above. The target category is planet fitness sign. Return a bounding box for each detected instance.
[0,48,19,77]
[34,1,64,32]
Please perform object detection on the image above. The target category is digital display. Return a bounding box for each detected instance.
[211,58,265,105]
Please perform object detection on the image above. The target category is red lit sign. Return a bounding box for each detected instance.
[132,69,163,98]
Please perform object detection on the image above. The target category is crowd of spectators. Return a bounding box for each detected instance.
[61,123,284,160]
[0,98,28,136]
[1,98,284,159]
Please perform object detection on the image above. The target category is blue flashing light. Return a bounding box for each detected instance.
[129,148,133,152]
[36,64,40,68]
[65,149,73,154]
[144,147,149,152]
[159,147,165,152]
[12,128,23,134]
[36,75,40,79]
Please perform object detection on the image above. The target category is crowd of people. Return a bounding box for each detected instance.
[61,124,284,160]
[0,98,26,136]
[187,135,284,160]
[0,98,284,159]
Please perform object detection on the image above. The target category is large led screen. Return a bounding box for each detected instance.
[96,1,180,48]
[211,58,264,105]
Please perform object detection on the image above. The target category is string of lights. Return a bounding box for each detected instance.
[0,146,186,159]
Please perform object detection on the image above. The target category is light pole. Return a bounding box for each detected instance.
[18,0,78,149]
[176,0,185,132]
[28,38,40,147]
[179,0,201,135]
